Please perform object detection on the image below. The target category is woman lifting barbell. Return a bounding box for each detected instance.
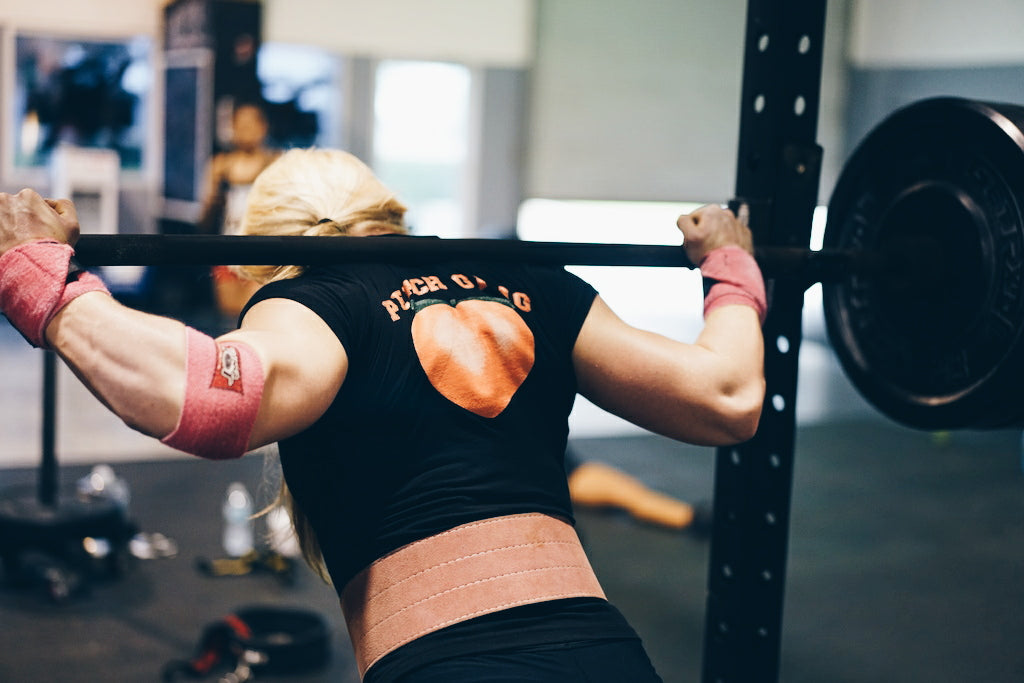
[0,148,765,682]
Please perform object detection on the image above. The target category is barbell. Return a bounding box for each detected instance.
[73,233,859,275]
[69,97,1024,432]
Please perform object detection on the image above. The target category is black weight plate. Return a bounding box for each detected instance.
[823,97,1024,430]
[0,489,128,551]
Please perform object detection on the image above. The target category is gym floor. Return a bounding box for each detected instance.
[2,299,1024,682]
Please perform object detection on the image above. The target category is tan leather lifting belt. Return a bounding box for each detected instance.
[340,512,607,678]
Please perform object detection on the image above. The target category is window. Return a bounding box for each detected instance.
[372,60,471,238]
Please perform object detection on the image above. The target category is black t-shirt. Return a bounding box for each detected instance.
[244,258,640,678]
[245,259,597,587]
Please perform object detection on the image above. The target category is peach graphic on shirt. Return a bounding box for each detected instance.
[411,296,535,417]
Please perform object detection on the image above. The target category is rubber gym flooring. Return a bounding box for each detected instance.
[2,324,1024,681]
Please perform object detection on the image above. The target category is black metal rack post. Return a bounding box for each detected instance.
[701,1,827,682]
[40,351,58,508]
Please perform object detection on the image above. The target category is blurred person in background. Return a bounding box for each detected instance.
[197,102,280,318]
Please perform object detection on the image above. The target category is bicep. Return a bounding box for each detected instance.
[221,298,348,448]
[572,296,764,445]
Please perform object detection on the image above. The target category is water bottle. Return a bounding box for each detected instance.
[266,505,301,558]
[222,482,254,557]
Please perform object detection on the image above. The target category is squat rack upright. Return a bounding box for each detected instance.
[701,1,827,682]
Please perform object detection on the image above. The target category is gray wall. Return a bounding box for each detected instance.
[839,0,1024,196]
[844,65,1024,158]
[472,67,530,238]
[524,0,851,206]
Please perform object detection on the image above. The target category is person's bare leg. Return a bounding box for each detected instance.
[568,461,696,530]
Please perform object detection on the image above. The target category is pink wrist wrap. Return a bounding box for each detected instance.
[0,240,110,348]
[700,246,768,324]
[161,327,264,460]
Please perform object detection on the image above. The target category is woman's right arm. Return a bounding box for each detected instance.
[0,189,339,460]
[45,293,348,453]
[571,205,766,446]
[573,297,764,445]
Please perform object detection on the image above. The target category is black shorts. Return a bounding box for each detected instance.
[394,638,664,683]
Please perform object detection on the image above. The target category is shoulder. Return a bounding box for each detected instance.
[209,152,230,176]
[246,264,402,315]
[517,265,598,307]
[250,265,371,299]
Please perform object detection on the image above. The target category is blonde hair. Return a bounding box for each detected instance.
[239,149,407,582]
[234,148,407,284]
[275,479,331,583]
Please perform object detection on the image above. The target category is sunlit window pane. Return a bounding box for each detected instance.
[373,60,470,238]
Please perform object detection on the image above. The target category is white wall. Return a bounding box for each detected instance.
[0,0,160,36]
[849,0,1024,68]
[0,0,537,64]
[817,0,851,201]
[0,0,536,66]
[524,0,852,205]
[263,0,535,67]
[525,0,743,204]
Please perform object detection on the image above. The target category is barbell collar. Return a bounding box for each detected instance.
[73,234,869,281]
